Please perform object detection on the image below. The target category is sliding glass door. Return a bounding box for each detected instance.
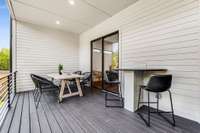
[91,31,119,92]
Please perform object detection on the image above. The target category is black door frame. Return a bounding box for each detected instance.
[90,31,119,91]
[9,17,13,73]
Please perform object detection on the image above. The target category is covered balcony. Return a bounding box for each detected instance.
[0,0,200,133]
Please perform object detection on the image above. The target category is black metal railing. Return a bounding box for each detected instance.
[0,71,17,126]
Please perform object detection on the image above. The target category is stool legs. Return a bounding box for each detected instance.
[156,93,159,113]
[169,90,176,126]
[105,92,108,107]
[104,84,124,108]
[104,92,124,108]
[137,87,142,109]
[137,90,176,127]
[137,87,152,127]
[147,91,150,126]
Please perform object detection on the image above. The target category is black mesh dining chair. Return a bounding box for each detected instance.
[137,75,175,127]
[30,74,59,108]
[103,70,124,108]
[81,72,91,89]
[67,70,82,88]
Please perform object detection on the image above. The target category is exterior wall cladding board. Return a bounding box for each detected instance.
[15,21,79,92]
[79,0,200,123]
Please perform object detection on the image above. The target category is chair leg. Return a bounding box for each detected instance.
[168,90,176,126]
[119,85,124,108]
[33,88,36,101]
[137,87,142,110]
[35,90,42,109]
[33,87,36,97]
[147,91,150,127]
[119,95,124,108]
[157,93,159,113]
[105,92,107,107]
[104,83,124,108]
[34,88,39,102]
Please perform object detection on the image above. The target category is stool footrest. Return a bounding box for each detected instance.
[150,111,173,113]
[106,98,122,101]
[139,102,157,104]
[106,105,123,108]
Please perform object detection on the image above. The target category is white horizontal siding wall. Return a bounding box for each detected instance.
[16,21,79,92]
[80,0,200,122]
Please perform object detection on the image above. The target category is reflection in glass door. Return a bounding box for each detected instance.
[103,33,119,93]
[91,31,119,92]
[91,39,103,90]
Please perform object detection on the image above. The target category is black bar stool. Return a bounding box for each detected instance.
[103,70,124,108]
[137,75,175,127]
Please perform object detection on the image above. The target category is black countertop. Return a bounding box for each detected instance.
[114,68,167,71]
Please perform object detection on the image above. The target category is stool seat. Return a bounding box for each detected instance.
[140,85,169,93]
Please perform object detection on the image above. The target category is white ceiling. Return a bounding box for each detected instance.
[10,0,138,33]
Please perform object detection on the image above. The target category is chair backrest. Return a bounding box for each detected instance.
[30,74,54,88]
[30,74,39,88]
[73,71,82,75]
[147,75,172,92]
[82,72,91,81]
[105,70,119,82]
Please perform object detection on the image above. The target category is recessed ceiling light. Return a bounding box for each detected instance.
[68,0,75,5]
[56,20,60,25]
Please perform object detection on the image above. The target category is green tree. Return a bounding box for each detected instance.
[0,48,10,70]
[112,52,119,69]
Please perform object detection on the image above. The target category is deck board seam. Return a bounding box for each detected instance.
[61,105,86,133]
[30,92,42,133]
[19,93,25,133]
[6,94,19,133]
[40,96,53,133]
[53,102,76,133]
[61,102,88,133]
[66,102,98,133]
[28,92,31,133]
[35,106,42,133]
[43,93,64,133]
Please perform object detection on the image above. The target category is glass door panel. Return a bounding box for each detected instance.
[92,39,103,90]
[103,33,119,93]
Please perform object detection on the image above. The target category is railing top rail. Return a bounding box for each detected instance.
[0,71,17,80]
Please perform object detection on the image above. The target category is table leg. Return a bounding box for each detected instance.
[66,80,72,94]
[75,78,83,96]
[59,80,66,102]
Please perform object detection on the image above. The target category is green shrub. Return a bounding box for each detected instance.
[0,48,10,70]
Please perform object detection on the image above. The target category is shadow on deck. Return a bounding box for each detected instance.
[0,91,200,133]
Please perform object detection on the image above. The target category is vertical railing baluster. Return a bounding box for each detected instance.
[7,74,11,108]
[14,72,16,94]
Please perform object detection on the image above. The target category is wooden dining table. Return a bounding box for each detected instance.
[47,73,84,102]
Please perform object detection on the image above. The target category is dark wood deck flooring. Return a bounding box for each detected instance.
[0,91,200,133]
